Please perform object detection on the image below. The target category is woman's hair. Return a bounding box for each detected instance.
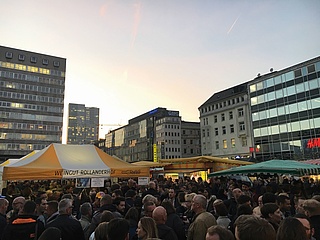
[214,202,229,216]
[38,227,61,240]
[260,203,279,219]
[276,217,307,240]
[124,207,139,222]
[139,217,158,239]
[161,200,176,215]
[101,210,115,223]
[94,222,109,240]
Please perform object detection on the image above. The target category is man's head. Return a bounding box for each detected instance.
[294,197,306,214]
[107,218,129,240]
[168,188,176,200]
[58,198,73,215]
[0,198,9,215]
[80,202,92,218]
[112,189,122,200]
[232,188,243,200]
[148,181,156,190]
[45,200,58,217]
[191,194,207,214]
[302,199,320,217]
[22,200,36,215]
[235,215,276,240]
[152,206,167,225]
[100,194,113,207]
[35,197,48,214]
[114,196,126,214]
[295,213,314,240]
[277,195,291,212]
[12,196,25,212]
[206,225,235,240]
[144,201,156,217]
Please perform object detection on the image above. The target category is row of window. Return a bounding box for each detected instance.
[182,129,200,135]
[157,131,181,137]
[164,155,181,159]
[252,97,320,122]
[251,77,320,106]
[0,61,65,77]
[200,96,246,114]
[253,117,320,138]
[0,91,63,104]
[0,122,61,131]
[203,122,245,137]
[0,70,65,86]
[0,143,48,151]
[165,147,181,152]
[5,51,61,67]
[0,111,63,123]
[249,62,320,93]
[0,132,60,141]
[183,148,200,154]
[214,137,248,149]
[203,108,244,126]
[0,101,62,113]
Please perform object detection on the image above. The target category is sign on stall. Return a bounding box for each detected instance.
[138,177,149,186]
[91,178,105,187]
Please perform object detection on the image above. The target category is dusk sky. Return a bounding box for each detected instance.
[1,1,320,140]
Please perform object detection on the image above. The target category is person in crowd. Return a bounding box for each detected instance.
[152,206,178,240]
[35,197,48,226]
[79,202,92,239]
[92,191,105,212]
[262,192,277,204]
[295,213,316,240]
[199,188,216,213]
[252,195,263,217]
[187,194,217,240]
[136,217,158,240]
[303,199,320,240]
[89,210,115,240]
[224,188,242,219]
[111,189,123,200]
[45,198,85,240]
[276,217,308,240]
[161,201,185,240]
[312,195,320,202]
[113,196,126,217]
[168,188,180,209]
[144,201,156,217]
[241,182,253,199]
[6,196,25,222]
[45,201,59,225]
[125,189,137,209]
[260,203,282,232]
[38,227,61,240]
[2,200,45,240]
[213,200,231,228]
[142,181,159,198]
[294,196,306,214]
[276,195,291,219]
[124,207,139,240]
[0,198,9,238]
[107,218,130,240]
[206,225,235,240]
[234,215,276,240]
[183,193,196,222]
[93,222,108,240]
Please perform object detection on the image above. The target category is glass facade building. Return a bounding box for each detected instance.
[249,56,320,161]
[0,46,66,161]
[67,103,99,145]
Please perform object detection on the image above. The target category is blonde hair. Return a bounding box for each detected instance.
[139,217,158,239]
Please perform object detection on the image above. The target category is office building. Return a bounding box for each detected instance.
[105,107,200,162]
[249,56,320,161]
[199,83,253,160]
[0,46,66,161]
[67,103,99,145]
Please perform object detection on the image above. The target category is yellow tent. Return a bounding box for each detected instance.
[2,143,149,180]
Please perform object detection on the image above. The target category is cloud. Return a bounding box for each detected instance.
[131,1,142,48]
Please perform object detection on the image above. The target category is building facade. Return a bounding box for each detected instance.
[105,107,200,162]
[199,83,253,160]
[67,103,99,145]
[181,121,201,158]
[0,46,66,161]
[249,56,320,161]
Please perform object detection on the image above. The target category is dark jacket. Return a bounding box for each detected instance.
[0,213,7,239]
[157,224,178,240]
[166,213,186,240]
[310,215,320,240]
[46,214,85,240]
[2,214,44,240]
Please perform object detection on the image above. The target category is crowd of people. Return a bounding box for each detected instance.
[0,175,319,240]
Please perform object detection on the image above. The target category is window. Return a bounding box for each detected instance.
[30,56,37,63]
[214,115,217,123]
[222,126,226,134]
[230,124,234,133]
[215,141,219,149]
[215,128,218,136]
[238,108,244,117]
[18,54,25,61]
[223,140,227,149]
[221,113,225,121]
[5,52,13,59]
[202,130,205,137]
[190,140,193,144]
[207,129,210,137]
[53,61,60,67]
[42,59,49,65]
[231,138,235,148]
[241,137,247,147]
[229,111,233,120]
[239,122,245,131]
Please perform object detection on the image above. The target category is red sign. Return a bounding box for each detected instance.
[307,138,320,148]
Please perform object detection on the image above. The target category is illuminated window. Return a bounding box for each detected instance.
[223,140,227,149]
[231,138,235,148]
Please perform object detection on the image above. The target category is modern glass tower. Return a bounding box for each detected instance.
[67,103,99,145]
[0,46,66,161]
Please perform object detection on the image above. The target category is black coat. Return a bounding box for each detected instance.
[166,213,186,240]
[46,214,85,240]
[157,224,178,240]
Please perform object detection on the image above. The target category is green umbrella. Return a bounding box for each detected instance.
[208,159,320,177]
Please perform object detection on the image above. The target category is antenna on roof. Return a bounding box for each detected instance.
[270,68,274,72]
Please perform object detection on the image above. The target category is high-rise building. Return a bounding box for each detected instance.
[105,107,200,162]
[67,103,99,145]
[249,56,320,161]
[0,46,66,161]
